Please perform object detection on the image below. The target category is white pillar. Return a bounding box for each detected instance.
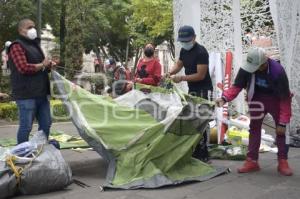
[232,0,246,114]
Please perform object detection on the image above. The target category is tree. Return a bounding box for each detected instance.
[0,0,37,91]
[0,0,174,79]
[62,0,86,79]
[82,0,132,63]
[0,0,36,50]
[128,0,174,67]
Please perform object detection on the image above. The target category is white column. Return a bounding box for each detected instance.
[232,0,246,114]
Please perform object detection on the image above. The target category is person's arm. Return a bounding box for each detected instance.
[181,64,208,82]
[215,85,243,107]
[167,49,184,76]
[222,86,243,102]
[9,43,49,75]
[275,93,292,135]
[169,60,183,76]
[277,68,292,126]
[216,68,249,107]
[172,51,208,83]
[278,94,292,125]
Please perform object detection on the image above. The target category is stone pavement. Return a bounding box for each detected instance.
[1,122,300,199]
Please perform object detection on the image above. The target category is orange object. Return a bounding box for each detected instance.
[220,51,233,143]
[278,159,293,176]
[238,158,260,173]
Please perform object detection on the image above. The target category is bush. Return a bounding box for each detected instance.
[0,102,18,121]
[0,75,11,95]
[0,100,69,122]
[50,100,70,121]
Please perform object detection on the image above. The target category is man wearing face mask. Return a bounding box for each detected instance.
[167,25,212,162]
[168,25,213,98]
[134,43,162,86]
[7,19,53,144]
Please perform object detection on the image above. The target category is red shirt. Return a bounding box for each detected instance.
[9,43,37,74]
[135,58,162,86]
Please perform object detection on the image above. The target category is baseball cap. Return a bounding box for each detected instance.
[242,48,268,73]
[177,25,195,42]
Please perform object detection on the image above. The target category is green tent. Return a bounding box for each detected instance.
[51,71,228,189]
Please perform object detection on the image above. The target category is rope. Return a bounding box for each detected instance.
[5,156,23,184]
[5,145,44,186]
[54,66,100,74]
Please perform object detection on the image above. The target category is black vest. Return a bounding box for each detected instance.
[8,37,50,100]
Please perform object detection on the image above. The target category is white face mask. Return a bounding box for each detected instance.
[27,28,37,40]
[180,41,194,51]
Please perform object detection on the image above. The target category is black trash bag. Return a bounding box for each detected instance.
[19,144,72,195]
[0,162,17,199]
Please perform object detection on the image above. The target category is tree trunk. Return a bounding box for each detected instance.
[59,0,66,75]
[132,48,142,78]
[125,37,130,67]
[99,45,108,59]
[168,39,175,60]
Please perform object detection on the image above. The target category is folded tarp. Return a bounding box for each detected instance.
[51,71,228,189]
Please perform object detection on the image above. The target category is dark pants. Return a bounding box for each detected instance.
[16,97,52,144]
[248,94,288,160]
[189,89,210,161]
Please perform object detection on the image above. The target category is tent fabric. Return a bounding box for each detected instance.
[51,71,228,189]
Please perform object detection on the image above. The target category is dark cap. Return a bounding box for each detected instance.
[177,25,195,42]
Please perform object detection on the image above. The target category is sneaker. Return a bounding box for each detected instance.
[238,157,260,173]
[278,159,293,176]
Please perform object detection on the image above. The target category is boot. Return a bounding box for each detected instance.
[238,157,260,173]
[278,159,293,176]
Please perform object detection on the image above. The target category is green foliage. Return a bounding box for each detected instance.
[0,102,18,121]
[0,0,174,77]
[84,0,132,62]
[0,0,36,48]
[50,100,69,121]
[42,0,62,37]
[128,0,173,47]
[0,100,68,121]
[131,0,173,39]
[0,75,10,95]
[64,0,85,79]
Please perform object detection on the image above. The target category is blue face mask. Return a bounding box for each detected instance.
[180,41,194,51]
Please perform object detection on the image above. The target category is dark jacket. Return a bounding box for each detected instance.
[223,58,292,124]
[8,36,50,100]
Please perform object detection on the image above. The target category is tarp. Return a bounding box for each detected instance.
[51,71,228,189]
[0,131,89,150]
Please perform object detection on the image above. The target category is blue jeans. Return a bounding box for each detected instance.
[16,97,52,144]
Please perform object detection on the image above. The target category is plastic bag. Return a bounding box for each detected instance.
[208,145,247,161]
[9,131,47,157]
[19,144,72,195]
[0,147,10,161]
[0,161,17,199]
[0,131,72,197]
